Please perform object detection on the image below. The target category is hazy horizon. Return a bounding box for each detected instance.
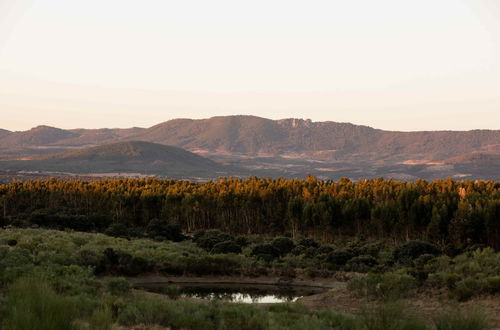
[1,113,500,133]
[1,0,499,132]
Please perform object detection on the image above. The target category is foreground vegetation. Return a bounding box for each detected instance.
[0,228,498,329]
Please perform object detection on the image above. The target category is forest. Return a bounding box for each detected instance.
[0,177,498,250]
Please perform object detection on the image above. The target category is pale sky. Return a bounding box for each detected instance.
[0,0,499,131]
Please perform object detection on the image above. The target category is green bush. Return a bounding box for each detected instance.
[3,277,78,330]
[433,308,488,330]
[271,237,295,256]
[107,277,132,296]
[359,303,429,330]
[348,272,416,300]
[251,244,281,261]
[146,219,184,242]
[104,223,130,238]
[194,230,234,251]
[346,255,378,273]
[485,275,500,293]
[297,238,319,249]
[327,249,354,267]
[212,240,242,254]
[394,241,441,262]
[89,304,114,330]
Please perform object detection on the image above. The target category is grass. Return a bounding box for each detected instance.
[2,277,79,330]
[434,308,489,330]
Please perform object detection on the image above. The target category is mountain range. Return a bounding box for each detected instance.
[0,115,498,181]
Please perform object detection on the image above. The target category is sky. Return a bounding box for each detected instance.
[0,0,499,132]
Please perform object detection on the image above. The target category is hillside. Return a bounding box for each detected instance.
[127,116,499,163]
[0,126,78,147]
[0,126,143,149]
[0,129,10,137]
[0,116,498,180]
[0,141,229,178]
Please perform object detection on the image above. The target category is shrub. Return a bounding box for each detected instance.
[394,241,441,262]
[290,245,306,256]
[485,276,500,293]
[316,245,334,255]
[251,244,281,261]
[161,284,181,299]
[327,249,354,267]
[146,219,184,242]
[434,308,488,330]
[194,230,234,251]
[235,236,250,247]
[107,277,132,296]
[346,255,378,272]
[297,238,319,249]
[359,303,429,330]
[211,240,242,254]
[3,277,78,330]
[348,272,416,300]
[105,223,130,239]
[76,249,105,272]
[89,305,114,330]
[117,254,151,276]
[452,277,486,301]
[355,242,382,258]
[271,237,295,256]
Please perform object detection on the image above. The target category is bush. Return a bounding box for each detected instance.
[146,219,184,242]
[235,236,249,247]
[105,223,130,239]
[452,277,486,301]
[89,305,113,330]
[297,238,319,249]
[394,241,441,262]
[3,277,78,330]
[359,303,429,330]
[194,230,234,251]
[290,245,306,256]
[346,255,378,272]
[107,277,132,296]
[251,244,281,261]
[211,240,242,254]
[434,308,488,330]
[327,249,354,267]
[103,248,153,275]
[316,245,334,255]
[271,237,295,256]
[348,272,417,300]
[485,276,500,293]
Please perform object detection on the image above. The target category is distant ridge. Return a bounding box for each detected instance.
[0,129,10,137]
[128,115,499,162]
[0,115,498,180]
[0,141,228,178]
[0,125,77,147]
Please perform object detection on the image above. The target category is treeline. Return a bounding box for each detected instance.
[0,177,498,249]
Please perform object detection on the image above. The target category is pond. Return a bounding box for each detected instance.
[136,282,326,304]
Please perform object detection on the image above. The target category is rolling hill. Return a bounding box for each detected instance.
[0,116,498,180]
[0,141,230,178]
[129,116,499,162]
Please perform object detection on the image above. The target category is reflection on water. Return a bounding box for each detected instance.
[183,292,298,304]
[137,282,324,304]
